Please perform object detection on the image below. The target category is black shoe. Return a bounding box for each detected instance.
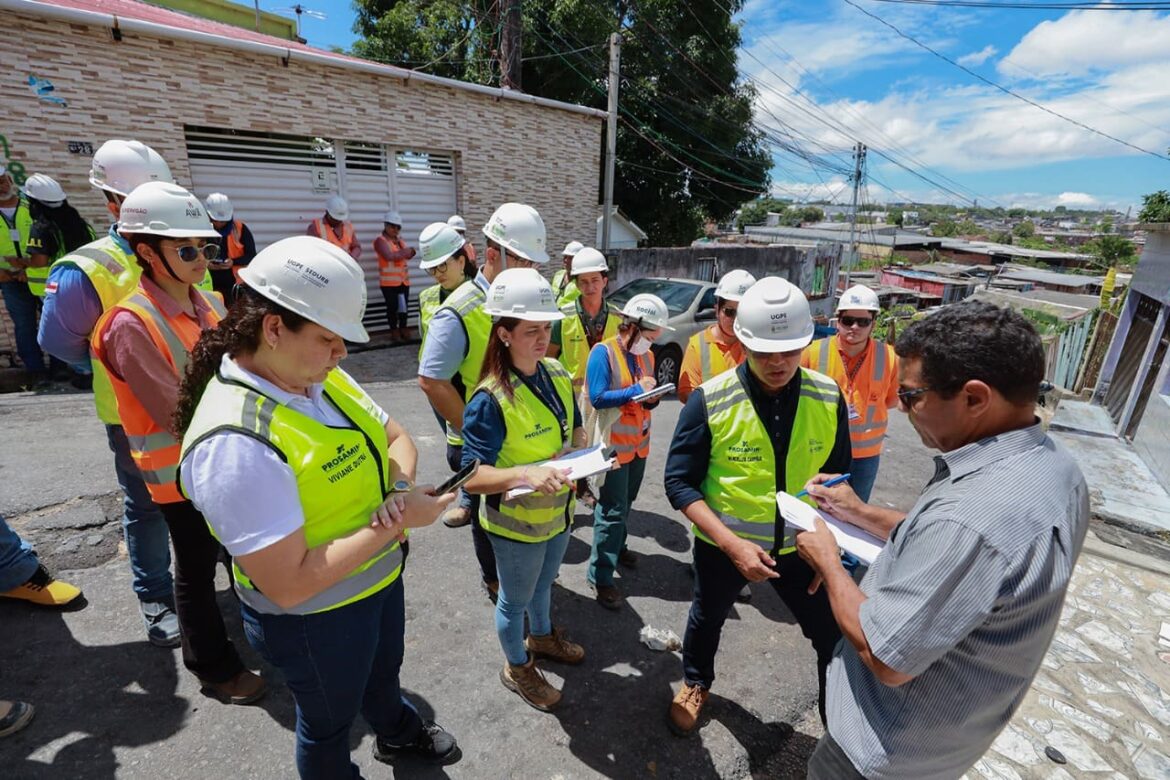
[618,548,638,568]
[373,720,460,765]
[69,372,93,390]
[735,583,752,603]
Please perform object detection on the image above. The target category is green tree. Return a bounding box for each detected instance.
[887,207,903,226]
[351,0,771,246]
[1139,190,1170,223]
[1089,234,1137,266]
[931,219,958,237]
[956,219,979,235]
[1013,220,1036,238]
[736,196,788,230]
[991,230,1013,245]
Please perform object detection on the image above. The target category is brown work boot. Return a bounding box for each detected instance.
[589,581,624,611]
[441,506,472,528]
[668,682,709,736]
[500,657,561,711]
[526,626,585,665]
[201,670,268,705]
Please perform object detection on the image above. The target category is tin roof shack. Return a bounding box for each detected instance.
[996,268,1104,296]
[880,268,976,304]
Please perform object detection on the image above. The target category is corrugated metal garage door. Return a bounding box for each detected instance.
[185,126,456,333]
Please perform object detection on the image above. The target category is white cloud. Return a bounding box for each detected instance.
[1055,191,1099,207]
[999,9,1170,78]
[957,45,997,68]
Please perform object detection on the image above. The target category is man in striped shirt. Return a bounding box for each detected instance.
[796,301,1089,779]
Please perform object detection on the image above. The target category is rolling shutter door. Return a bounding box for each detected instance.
[185,126,457,334]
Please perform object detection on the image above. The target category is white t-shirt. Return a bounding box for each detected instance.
[180,355,390,557]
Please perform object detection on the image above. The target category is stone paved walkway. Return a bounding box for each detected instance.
[966,537,1170,779]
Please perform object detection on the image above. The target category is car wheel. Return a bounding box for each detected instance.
[655,344,682,388]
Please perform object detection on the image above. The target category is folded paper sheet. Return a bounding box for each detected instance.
[776,491,886,565]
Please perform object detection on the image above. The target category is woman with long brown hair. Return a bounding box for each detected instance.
[174,235,460,777]
[461,268,587,713]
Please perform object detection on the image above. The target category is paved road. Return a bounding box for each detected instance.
[5,343,1168,779]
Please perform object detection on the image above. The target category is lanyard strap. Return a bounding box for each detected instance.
[515,365,569,442]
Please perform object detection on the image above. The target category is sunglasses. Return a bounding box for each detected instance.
[896,386,932,404]
[174,243,220,263]
[719,306,738,318]
[839,315,873,328]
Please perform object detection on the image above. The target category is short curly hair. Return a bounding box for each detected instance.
[895,301,1044,405]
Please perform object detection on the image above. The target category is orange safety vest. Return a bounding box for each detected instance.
[599,335,654,465]
[225,220,247,282]
[92,285,227,503]
[312,218,355,253]
[376,236,410,287]
[803,335,897,459]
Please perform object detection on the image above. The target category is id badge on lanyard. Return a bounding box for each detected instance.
[845,384,862,421]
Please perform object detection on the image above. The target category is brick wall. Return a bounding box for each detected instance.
[1,10,602,255]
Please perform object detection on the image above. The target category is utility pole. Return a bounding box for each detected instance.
[601,32,622,253]
[500,0,522,90]
[844,141,867,289]
[253,0,261,32]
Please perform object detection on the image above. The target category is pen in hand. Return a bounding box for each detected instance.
[795,473,852,500]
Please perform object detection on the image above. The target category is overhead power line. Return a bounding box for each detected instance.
[842,0,1170,161]
[872,1,1170,9]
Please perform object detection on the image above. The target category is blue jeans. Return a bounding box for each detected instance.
[0,281,45,373]
[588,455,646,587]
[241,579,422,780]
[0,513,39,591]
[849,454,881,503]
[487,529,571,665]
[105,424,173,601]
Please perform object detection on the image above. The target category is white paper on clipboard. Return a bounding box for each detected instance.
[631,382,675,403]
[776,492,885,565]
[505,445,616,500]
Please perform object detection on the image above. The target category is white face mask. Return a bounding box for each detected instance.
[629,334,653,355]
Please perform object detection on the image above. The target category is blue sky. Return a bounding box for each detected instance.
[289,1,1170,213]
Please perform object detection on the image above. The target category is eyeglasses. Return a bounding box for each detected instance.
[719,306,738,318]
[839,315,873,328]
[896,386,932,405]
[174,243,220,263]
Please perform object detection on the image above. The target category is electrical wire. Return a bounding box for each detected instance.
[871,0,1170,9]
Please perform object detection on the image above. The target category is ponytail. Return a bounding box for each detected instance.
[171,287,308,436]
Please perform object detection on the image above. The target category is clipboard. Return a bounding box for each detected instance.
[505,445,617,500]
[775,492,885,565]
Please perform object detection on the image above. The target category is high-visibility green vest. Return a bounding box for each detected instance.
[552,269,580,307]
[477,359,575,543]
[557,299,619,390]
[697,367,840,555]
[0,197,32,272]
[50,236,142,425]
[180,368,403,615]
[26,221,97,296]
[437,278,491,446]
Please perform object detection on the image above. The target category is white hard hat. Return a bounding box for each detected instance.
[447,215,467,233]
[117,181,218,238]
[325,195,349,221]
[482,202,550,264]
[562,240,585,257]
[620,293,675,331]
[570,247,608,276]
[240,236,370,343]
[836,284,881,313]
[22,173,66,206]
[483,268,564,322]
[89,140,173,197]
[383,210,402,226]
[715,269,757,302]
[418,222,466,269]
[734,277,814,353]
[204,192,233,222]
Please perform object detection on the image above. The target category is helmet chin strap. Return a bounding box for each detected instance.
[156,245,185,283]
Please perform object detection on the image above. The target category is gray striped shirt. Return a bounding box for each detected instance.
[826,422,1089,779]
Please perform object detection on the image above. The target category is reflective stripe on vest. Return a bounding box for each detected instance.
[439,279,490,446]
[180,369,401,614]
[558,301,618,391]
[52,237,142,425]
[553,269,580,307]
[377,237,410,286]
[807,336,895,459]
[601,336,653,465]
[696,368,840,554]
[477,359,574,543]
[695,327,742,384]
[93,286,225,503]
[313,218,354,251]
[0,198,32,271]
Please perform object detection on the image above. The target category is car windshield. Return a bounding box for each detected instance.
[609,278,703,316]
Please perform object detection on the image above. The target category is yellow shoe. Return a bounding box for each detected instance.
[1,564,84,608]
